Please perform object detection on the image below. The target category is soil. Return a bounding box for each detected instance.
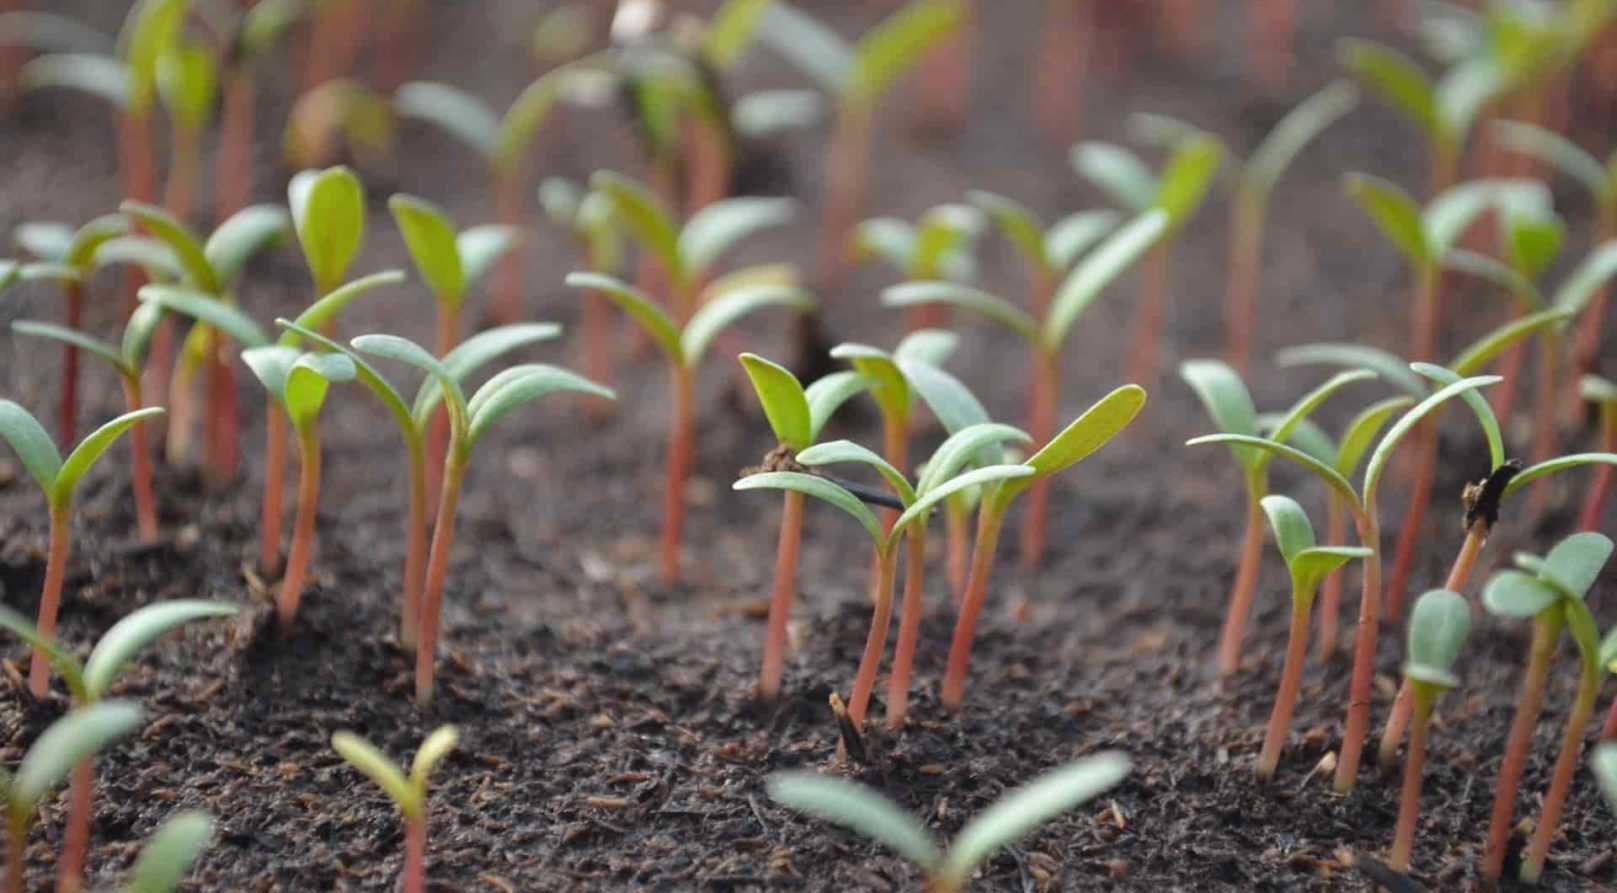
[2,1,1616,891]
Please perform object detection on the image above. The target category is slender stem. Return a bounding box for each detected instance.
[259,406,288,575]
[941,505,1007,710]
[403,812,426,893]
[204,328,240,488]
[492,167,527,325]
[123,378,159,543]
[1578,409,1615,531]
[580,281,614,417]
[164,340,199,467]
[59,280,83,444]
[277,423,323,630]
[1217,478,1266,677]
[915,11,970,133]
[417,453,466,707]
[215,70,255,222]
[7,814,25,893]
[1390,690,1435,873]
[1019,346,1059,569]
[1125,240,1170,393]
[1573,209,1615,409]
[1224,189,1264,376]
[945,499,968,603]
[1333,509,1381,793]
[1521,664,1600,883]
[400,439,428,650]
[1315,493,1346,660]
[425,306,459,507]
[887,525,929,729]
[1524,333,1562,520]
[121,110,156,320]
[847,546,898,728]
[660,365,694,584]
[1411,258,1440,364]
[683,117,731,213]
[759,489,805,699]
[55,757,93,893]
[29,506,71,697]
[1250,0,1296,90]
[817,105,872,290]
[1031,0,1088,144]
[1257,595,1311,780]
[163,126,199,221]
[1482,612,1564,881]
[1384,418,1438,626]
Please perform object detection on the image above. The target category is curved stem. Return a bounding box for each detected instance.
[759,489,805,699]
[1482,612,1564,881]
[259,406,288,575]
[1020,347,1059,569]
[1224,190,1263,375]
[1389,690,1434,873]
[59,280,83,444]
[887,525,929,729]
[1333,509,1381,793]
[29,506,71,698]
[417,454,466,707]
[1521,664,1600,883]
[1315,493,1346,660]
[400,440,428,650]
[55,757,92,893]
[1217,479,1266,677]
[123,378,159,543]
[1257,595,1311,780]
[941,505,1007,710]
[847,546,898,728]
[277,423,322,630]
[1384,418,1437,626]
[660,365,694,584]
[403,812,426,893]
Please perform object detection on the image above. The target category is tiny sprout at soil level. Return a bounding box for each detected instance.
[332,726,458,893]
[1390,589,1471,876]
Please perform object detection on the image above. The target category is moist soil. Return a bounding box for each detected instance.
[3,2,1617,890]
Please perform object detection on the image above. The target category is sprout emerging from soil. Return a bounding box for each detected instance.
[766,752,1129,893]
[1254,495,1371,781]
[0,401,164,696]
[539,178,625,395]
[1481,532,1614,884]
[854,202,981,330]
[1389,589,1471,875]
[331,726,458,893]
[1583,375,1617,530]
[2,700,143,893]
[353,333,613,705]
[123,809,213,893]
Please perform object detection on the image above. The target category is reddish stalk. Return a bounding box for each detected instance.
[121,379,159,543]
[1250,0,1296,91]
[1031,0,1088,144]
[259,406,288,576]
[417,455,466,707]
[55,758,93,893]
[216,71,255,222]
[276,423,322,630]
[1217,482,1266,677]
[163,126,199,223]
[1573,212,1615,411]
[0,0,20,113]
[886,526,929,728]
[165,350,200,467]
[1125,241,1169,394]
[1580,406,1615,531]
[847,546,899,728]
[400,442,428,651]
[944,500,968,602]
[302,0,367,93]
[580,284,614,418]
[1389,691,1435,873]
[1332,510,1381,793]
[759,490,806,699]
[817,107,873,290]
[683,118,731,214]
[915,16,970,134]
[28,506,70,697]
[204,332,240,487]
[1315,494,1346,659]
[5,813,22,893]
[58,280,83,443]
[403,812,426,893]
[1158,0,1202,60]
[1224,190,1263,375]
[1383,418,1437,626]
[1256,593,1311,780]
[1520,662,1600,883]
[1019,346,1059,569]
[941,505,1007,709]
[492,168,527,325]
[1481,613,1563,881]
[660,366,694,584]
[425,308,459,505]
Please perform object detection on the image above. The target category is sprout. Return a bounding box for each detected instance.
[1180,360,1375,677]
[331,726,458,893]
[1254,495,1371,781]
[1389,589,1472,875]
[289,166,366,301]
[854,202,982,329]
[2,701,144,893]
[539,178,625,396]
[154,36,216,219]
[214,0,304,220]
[353,333,613,705]
[766,752,1129,892]
[737,352,866,699]
[1073,117,1223,388]
[1581,375,1617,530]
[122,810,213,893]
[0,401,164,696]
[1481,532,1614,884]
[1596,743,1617,814]
[282,78,395,169]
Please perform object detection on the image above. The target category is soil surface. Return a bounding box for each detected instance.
[2,1,1617,890]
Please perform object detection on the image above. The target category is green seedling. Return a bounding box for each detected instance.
[1389,589,1472,875]
[1219,82,1358,372]
[278,318,560,649]
[213,0,303,220]
[290,166,367,302]
[282,78,395,169]
[0,599,235,890]
[0,401,164,696]
[539,178,625,394]
[854,202,981,330]
[352,333,613,705]
[116,809,213,893]
[1180,360,1375,677]
[1582,375,1617,530]
[1072,117,1223,388]
[2,701,143,893]
[755,0,967,283]
[1596,743,1617,814]
[766,752,1129,892]
[1481,533,1614,884]
[1189,369,1502,792]
[331,726,458,893]
[154,35,215,220]
[737,352,867,699]
[1254,495,1371,780]
[565,258,810,586]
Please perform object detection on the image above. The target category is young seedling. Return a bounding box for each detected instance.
[1582,375,1617,530]
[120,809,213,893]
[2,701,143,893]
[282,78,395,169]
[564,260,810,585]
[352,333,613,704]
[1220,82,1358,372]
[1480,532,1614,883]
[289,166,367,305]
[1389,589,1472,875]
[539,178,625,394]
[1180,360,1375,677]
[0,599,236,891]
[881,209,1166,569]
[278,318,561,649]
[331,726,458,893]
[213,0,303,220]
[1254,495,1371,780]
[1073,121,1222,389]
[737,352,868,699]
[766,752,1129,892]
[0,402,164,695]
[854,203,981,330]
[154,36,216,221]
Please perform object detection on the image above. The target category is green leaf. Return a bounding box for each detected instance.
[882,281,1036,342]
[393,81,500,160]
[1583,375,1617,404]
[1552,241,1617,321]
[1290,546,1373,598]
[1444,249,1541,307]
[1186,433,1361,512]
[204,205,289,287]
[281,270,405,346]
[805,371,867,441]
[1274,416,1337,465]
[1180,360,1260,470]
[1434,56,1503,139]
[140,284,269,347]
[1483,570,1559,617]
[844,0,965,107]
[82,600,237,700]
[537,177,582,227]
[739,353,811,451]
[1002,385,1146,503]
[1450,308,1570,375]
[0,604,83,696]
[240,345,299,406]
[1565,598,1602,676]
[797,439,915,505]
[11,321,128,376]
[895,464,1034,537]
[766,772,941,872]
[894,357,990,436]
[1404,588,1471,688]
[1071,143,1157,213]
[1338,38,1440,141]
[679,197,796,276]
[351,333,468,431]
[1595,744,1617,814]
[277,319,416,441]
[703,0,777,69]
[284,352,355,430]
[122,301,165,371]
[1268,369,1377,451]
[1244,81,1359,200]
[967,190,1048,272]
[157,40,217,133]
[239,0,304,58]
[1504,453,1617,500]
[755,3,852,95]
[1343,173,1428,268]
[1427,179,1536,259]
[289,166,366,292]
[59,214,130,270]
[915,423,1032,496]
[409,725,459,789]
[892,329,958,366]
[1502,214,1564,283]
[1125,112,1205,149]
[1275,342,1425,396]
[120,201,218,293]
[911,204,981,280]
[389,194,464,303]
[465,364,613,448]
[457,225,520,291]
[128,810,212,893]
[1363,374,1499,504]
[682,284,813,366]
[1154,135,1224,228]
[53,407,164,506]
[332,732,419,818]
[1494,119,1611,202]
[495,60,611,172]
[14,222,76,264]
[119,0,188,114]
[21,53,130,110]
[95,236,183,280]
[1044,210,1121,273]
[1043,210,1167,349]
[1542,532,1614,599]
[854,217,916,272]
[939,753,1131,885]
[735,471,883,545]
[733,88,824,138]
[405,322,563,426]
[1410,362,1504,470]
[12,701,143,815]
[1260,494,1317,565]
[590,171,683,285]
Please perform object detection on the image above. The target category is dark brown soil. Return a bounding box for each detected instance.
[2,1,1616,890]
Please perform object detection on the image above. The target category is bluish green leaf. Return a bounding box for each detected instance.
[1276,342,1425,396]
[0,604,82,695]
[1494,119,1611,202]
[465,364,612,448]
[1503,453,1617,500]
[796,439,915,505]
[457,225,520,291]
[1044,210,1121,273]
[1542,532,1614,599]
[1450,308,1570,375]
[1043,210,1167,349]
[1291,546,1372,598]
[895,356,989,436]
[1072,142,1156,213]
[1180,359,1260,471]
[139,285,269,347]
[11,321,127,375]
[13,701,142,814]
[804,371,867,441]
[882,281,1037,342]
[733,89,824,137]
[282,269,405,346]
[1244,81,1359,199]
[95,236,183,280]
[277,319,416,440]
[915,423,1031,496]
[735,471,883,545]
[967,190,1048,271]
[1552,241,1617,321]
[1404,588,1471,688]
[204,205,289,286]
[240,345,299,405]
[1261,494,1317,565]
[1483,569,1559,617]
[393,81,500,159]
[1445,249,1541,307]
[854,217,916,272]
[21,53,131,110]
[896,464,1035,533]
[83,600,237,700]
[755,3,852,95]
[120,201,218,293]
[766,771,940,872]
[682,285,813,366]
[1187,433,1361,511]
[1410,362,1504,470]
[1363,374,1499,503]
[1268,369,1378,450]
[680,197,796,276]
[53,407,164,506]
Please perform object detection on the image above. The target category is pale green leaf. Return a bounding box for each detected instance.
[1343,173,1428,267]
[1043,210,1167,349]
[120,201,218,293]
[1339,38,1440,140]
[1434,56,1503,139]
[276,319,415,441]
[332,732,418,818]
[351,334,467,425]
[139,285,268,347]
[1291,545,1373,597]
[804,371,867,441]
[281,269,405,346]
[389,194,463,302]
[1404,588,1471,687]
[1154,135,1224,227]
[83,600,237,700]
[1426,179,1536,259]
[240,345,299,405]
[95,236,183,280]
[1494,119,1611,202]
[1071,143,1156,213]
[1594,744,1617,814]
[289,166,366,292]
[882,281,1037,342]
[122,302,165,372]
[681,284,813,366]
[1275,342,1425,396]
[967,190,1047,272]
[1245,81,1359,199]
[1180,360,1260,471]
[1583,375,1617,404]
[915,423,1031,496]
[393,81,500,160]
[733,89,824,137]
[1044,210,1121,273]
[796,439,914,505]
[1483,570,1558,617]
[119,0,188,114]
[284,352,355,429]
[895,357,990,436]
[239,0,304,58]
[128,810,212,893]
[1565,598,1602,675]
[1268,369,1377,450]
[739,353,811,451]
[53,407,164,506]
[895,464,1035,534]
[0,604,83,695]
[1410,362,1504,470]
[14,222,74,264]
[204,205,289,286]
[21,53,130,110]
[1552,241,1617,320]
[1261,494,1316,565]
[457,225,520,291]
[156,40,216,133]
[680,198,796,276]
[13,701,142,814]
[1444,249,1541,307]
[1503,453,1617,500]
[892,328,958,366]
[844,0,965,107]
[766,772,940,871]
[1002,384,1145,502]
[1363,374,1499,503]
[703,0,777,69]
[735,471,883,545]
[409,725,459,789]
[1186,434,1361,511]
[465,364,613,448]
[494,61,605,172]
[1542,532,1614,599]
[11,321,128,376]
[591,171,682,284]
[1450,308,1570,374]
[911,204,981,280]
[854,217,915,271]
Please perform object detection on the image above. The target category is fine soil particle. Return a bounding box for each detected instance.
[2,1,1615,891]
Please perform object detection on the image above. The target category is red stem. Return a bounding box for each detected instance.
[1315,493,1346,660]
[1523,334,1561,521]
[403,812,426,893]
[1126,241,1169,394]
[759,489,805,699]
[915,14,970,133]
[400,442,428,650]
[1250,0,1296,91]
[847,546,898,728]
[887,526,928,728]
[941,506,1006,710]
[122,378,159,543]
[1333,510,1381,793]
[163,126,198,222]
[1482,613,1563,881]
[1019,347,1059,569]
[945,499,968,603]
[276,424,322,630]
[1521,666,1599,883]
[817,106,872,291]
[216,71,255,222]
[1383,418,1437,626]
[259,406,288,575]
[55,757,92,893]
[1031,0,1088,145]
[660,366,693,584]
[492,168,527,325]
[581,284,614,417]
[1224,191,1263,376]
[59,281,83,444]
[1217,484,1265,677]
[425,307,459,507]
[29,506,70,697]
[683,118,731,214]
[1579,410,1616,531]
[1257,598,1311,780]
[205,331,240,488]
[417,456,465,707]
[1389,691,1434,873]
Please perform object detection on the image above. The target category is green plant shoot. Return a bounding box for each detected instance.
[332,726,458,893]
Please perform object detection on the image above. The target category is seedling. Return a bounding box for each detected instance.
[565,260,810,585]
[1189,370,1502,792]
[539,178,625,393]
[1582,375,1617,530]
[290,166,367,303]
[1219,82,1358,372]
[278,318,560,649]
[1073,117,1223,388]
[881,209,1172,571]
[0,401,164,695]
[854,202,982,330]
[213,0,303,219]
[737,352,867,699]
[120,809,213,893]
[1389,589,1471,874]
[282,78,395,169]
[331,726,458,893]
[766,752,1129,892]
[1480,532,1614,883]
[1254,495,1371,780]
[0,599,236,890]
[352,332,613,704]
[1596,743,1617,813]
[1180,360,1375,677]
[154,35,215,220]
[2,701,143,893]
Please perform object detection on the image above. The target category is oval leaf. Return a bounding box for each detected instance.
[739,353,811,451]
[766,771,941,872]
[389,193,464,302]
[83,600,238,700]
[795,439,915,505]
[565,271,681,363]
[289,166,366,292]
